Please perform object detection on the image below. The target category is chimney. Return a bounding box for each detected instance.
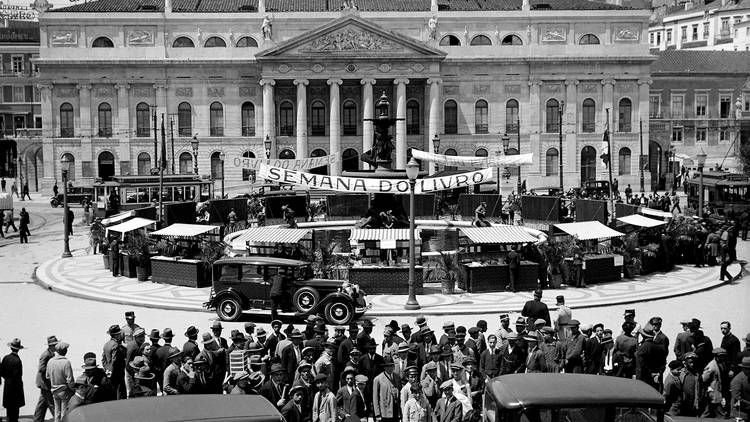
[165,0,172,13]
[684,0,693,10]
[522,0,531,11]
[431,0,438,12]
[259,0,266,13]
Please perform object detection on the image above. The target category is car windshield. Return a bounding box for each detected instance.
[491,407,659,422]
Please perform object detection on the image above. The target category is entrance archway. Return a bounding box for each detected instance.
[580,146,597,184]
[98,151,115,181]
[649,141,663,191]
[309,148,328,175]
[0,139,17,178]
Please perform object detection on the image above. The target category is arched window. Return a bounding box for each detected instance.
[406,100,420,135]
[618,147,632,175]
[209,102,224,136]
[581,146,597,183]
[444,148,458,171]
[582,98,596,133]
[241,102,255,136]
[475,100,488,134]
[439,35,461,46]
[501,35,523,45]
[60,103,74,137]
[475,148,488,157]
[311,101,326,136]
[98,151,115,181]
[310,148,328,175]
[61,153,75,180]
[172,37,195,48]
[210,151,223,179]
[241,151,255,181]
[579,34,600,45]
[137,152,151,175]
[546,99,560,133]
[279,149,296,159]
[178,102,192,136]
[618,98,632,132]
[545,148,559,176]
[97,102,112,137]
[204,36,226,47]
[179,152,193,175]
[470,35,492,46]
[444,100,458,134]
[136,102,151,137]
[92,37,114,47]
[342,148,359,172]
[506,99,519,133]
[343,100,357,136]
[236,36,258,47]
[279,101,294,136]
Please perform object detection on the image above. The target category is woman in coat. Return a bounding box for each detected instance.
[1,339,25,422]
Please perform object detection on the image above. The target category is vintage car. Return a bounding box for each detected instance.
[484,374,668,422]
[50,186,95,208]
[205,256,368,325]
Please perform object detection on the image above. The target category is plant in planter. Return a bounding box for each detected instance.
[125,232,151,281]
[425,252,466,294]
[614,232,642,278]
[539,236,576,288]
[311,242,351,279]
[307,201,326,222]
[199,239,226,282]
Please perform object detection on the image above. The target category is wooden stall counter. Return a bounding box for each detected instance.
[150,256,208,288]
[583,254,623,284]
[462,261,538,292]
[348,266,423,295]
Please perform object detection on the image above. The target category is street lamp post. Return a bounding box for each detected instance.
[404,157,421,311]
[558,101,565,193]
[264,135,272,159]
[219,151,226,199]
[191,135,199,175]
[697,148,706,218]
[516,118,522,194]
[18,156,23,202]
[60,155,72,258]
[432,134,440,174]
[501,133,510,196]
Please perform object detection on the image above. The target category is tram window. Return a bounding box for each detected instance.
[125,189,136,203]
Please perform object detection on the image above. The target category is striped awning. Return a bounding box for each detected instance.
[459,226,540,244]
[231,228,311,247]
[640,208,674,219]
[105,217,157,239]
[349,229,420,241]
[102,211,134,226]
[150,223,219,238]
[554,221,625,241]
[617,214,667,228]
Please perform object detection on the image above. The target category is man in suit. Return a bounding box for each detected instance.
[182,326,200,359]
[359,339,383,403]
[266,320,285,358]
[313,373,337,422]
[33,336,57,422]
[337,367,366,422]
[154,328,175,382]
[1,338,25,422]
[260,363,289,410]
[372,358,400,422]
[506,245,520,292]
[420,361,441,409]
[282,330,304,382]
[731,357,750,420]
[433,381,462,422]
[197,333,227,394]
[392,343,410,384]
[480,334,501,379]
[563,320,585,374]
[211,321,229,349]
[102,324,126,400]
[521,290,551,328]
[357,320,374,352]
[673,319,692,361]
[282,385,307,422]
[499,333,526,375]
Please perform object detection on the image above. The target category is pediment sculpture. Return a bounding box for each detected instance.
[309,28,396,51]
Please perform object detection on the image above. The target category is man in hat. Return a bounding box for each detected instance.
[174,354,202,394]
[474,321,488,356]
[300,346,318,377]
[381,328,400,362]
[730,356,750,420]
[294,361,315,389]
[230,371,253,395]
[312,373,337,422]
[1,339,25,422]
[211,321,229,349]
[635,327,667,391]
[554,295,571,342]
[506,245,520,292]
[570,241,585,287]
[496,314,513,343]
[46,341,73,422]
[439,321,455,348]
[125,327,146,397]
[337,323,359,374]
[563,320,585,374]
[623,309,641,343]
[522,290,551,329]
[433,381,462,422]
[341,348,363,387]
[463,358,483,409]
[67,352,108,413]
[421,346,443,382]
[226,330,246,365]
[130,366,156,397]
[316,339,336,387]
[147,329,161,391]
[121,311,141,343]
[701,348,726,417]
[499,333,526,375]
[102,324,126,399]
[524,336,546,374]
[373,357,400,422]
[198,332,227,394]
[33,335,58,422]
[393,343,410,383]
[514,317,529,353]
[613,321,637,378]
[282,384,307,422]
[261,363,289,410]
[183,326,200,360]
[465,328,481,360]
[357,320,374,352]
[162,347,183,395]
[244,322,257,345]
[598,329,615,375]
[267,320,286,359]
[305,329,326,362]
[155,328,175,384]
[540,327,562,374]
[673,319,693,361]
[399,365,420,416]
[453,332,475,364]
[360,339,383,401]
[649,317,670,358]
[337,366,367,422]
[421,362,441,408]
[480,334,501,379]
[401,324,414,345]
[282,329,305,382]
[305,315,320,340]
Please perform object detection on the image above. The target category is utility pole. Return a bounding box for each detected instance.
[606,109,615,226]
[152,108,158,162]
[558,101,565,194]
[639,120,645,193]
[159,114,166,223]
[169,116,175,174]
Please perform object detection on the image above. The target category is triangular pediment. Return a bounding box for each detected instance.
[257,16,446,60]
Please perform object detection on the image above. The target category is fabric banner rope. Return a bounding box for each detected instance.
[232,152,341,171]
[410,149,534,167]
[258,164,494,194]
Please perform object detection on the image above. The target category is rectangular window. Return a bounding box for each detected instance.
[671,95,684,118]
[720,127,730,142]
[696,127,707,143]
[11,55,23,73]
[343,105,357,136]
[650,33,654,45]
[35,116,41,128]
[721,18,730,35]
[13,86,24,102]
[667,29,673,43]
[734,16,743,24]
[672,126,684,143]
[657,32,661,45]
[681,26,687,41]
[720,95,732,118]
[695,94,708,116]
[692,24,699,40]
[24,85,33,102]
[241,106,255,137]
[278,105,293,137]
[649,95,661,118]
[704,23,710,38]
[406,104,420,135]
[311,105,325,136]
[33,87,40,102]
[2,86,11,103]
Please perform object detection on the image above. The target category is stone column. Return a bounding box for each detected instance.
[361,78,376,170]
[328,78,343,175]
[602,78,615,132]
[565,79,578,186]
[78,84,93,179]
[527,80,541,181]
[154,83,167,126]
[115,83,132,172]
[39,84,56,188]
[294,79,309,160]
[638,78,652,189]
[394,78,409,169]
[260,79,276,157]
[427,78,442,175]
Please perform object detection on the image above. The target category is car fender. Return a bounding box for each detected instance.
[211,289,247,309]
[318,292,354,309]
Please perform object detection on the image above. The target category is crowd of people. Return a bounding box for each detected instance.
[2,299,749,422]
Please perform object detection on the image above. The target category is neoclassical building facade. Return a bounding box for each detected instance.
[36,0,653,191]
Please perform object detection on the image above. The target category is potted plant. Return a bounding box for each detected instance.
[426,252,466,294]
[88,220,108,268]
[125,232,151,281]
[311,242,351,279]
[199,239,226,284]
[540,236,576,288]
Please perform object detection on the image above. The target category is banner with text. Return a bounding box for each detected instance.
[411,149,534,167]
[233,152,341,171]
[258,164,494,194]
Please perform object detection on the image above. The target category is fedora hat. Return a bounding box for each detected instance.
[233,371,250,382]
[211,321,223,330]
[397,343,409,353]
[382,357,395,367]
[740,357,750,368]
[81,356,99,370]
[134,366,155,380]
[107,325,122,336]
[7,338,24,350]
[361,320,373,328]
[440,380,453,391]
[416,316,427,327]
[248,355,263,367]
[429,345,441,355]
[290,329,303,339]
[314,373,328,383]
[640,327,655,338]
[271,319,283,328]
[201,332,215,345]
[230,330,245,341]
[256,328,267,337]
[270,363,286,375]
[47,336,59,346]
[249,372,265,388]
[342,366,358,377]
[167,347,182,360]
[184,326,198,337]
[246,342,263,353]
[149,329,160,340]
[129,356,147,370]
[290,384,307,395]
[161,328,174,339]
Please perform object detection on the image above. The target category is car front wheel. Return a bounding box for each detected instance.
[293,287,320,313]
[324,301,354,325]
[216,297,242,321]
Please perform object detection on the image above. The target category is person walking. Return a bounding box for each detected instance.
[1,338,25,422]
[33,336,58,422]
[109,238,120,277]
[18,207,30,243]
[102,325,127,400]
[4,209,17,234]
[1,177,5,191]
[22,182,31,200]
[671,192,681,214]
[66,208,74,236]
[506,246,519,292]
[10,181,18,198]
[46,341,74,422]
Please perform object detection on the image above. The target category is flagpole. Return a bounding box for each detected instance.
[159,113,166,223]
[606,109,615,226]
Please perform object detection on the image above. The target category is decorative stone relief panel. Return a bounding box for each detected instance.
[132,87,152,97]
[309,86,327,96]
[613,25,640,41]
[276,87,294,97]
[616,83,635,93]
[443,85,459,96]
[540,26,567,42]
[176,87,193,97]
[504,85,522,94]
[207,87,225,97]
[580,83,599,93]
[341,85,359,98]
[50,29,78,46]
[126,27,155,46]
[239,86,258,97]
[56,87,77,98]
[308,28,396,51]
[473,85,490,95]
[94,86,113,97]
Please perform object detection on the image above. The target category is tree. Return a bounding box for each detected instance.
[740,142,750,175]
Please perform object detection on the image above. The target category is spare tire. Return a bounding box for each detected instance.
[292,287,320,313]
